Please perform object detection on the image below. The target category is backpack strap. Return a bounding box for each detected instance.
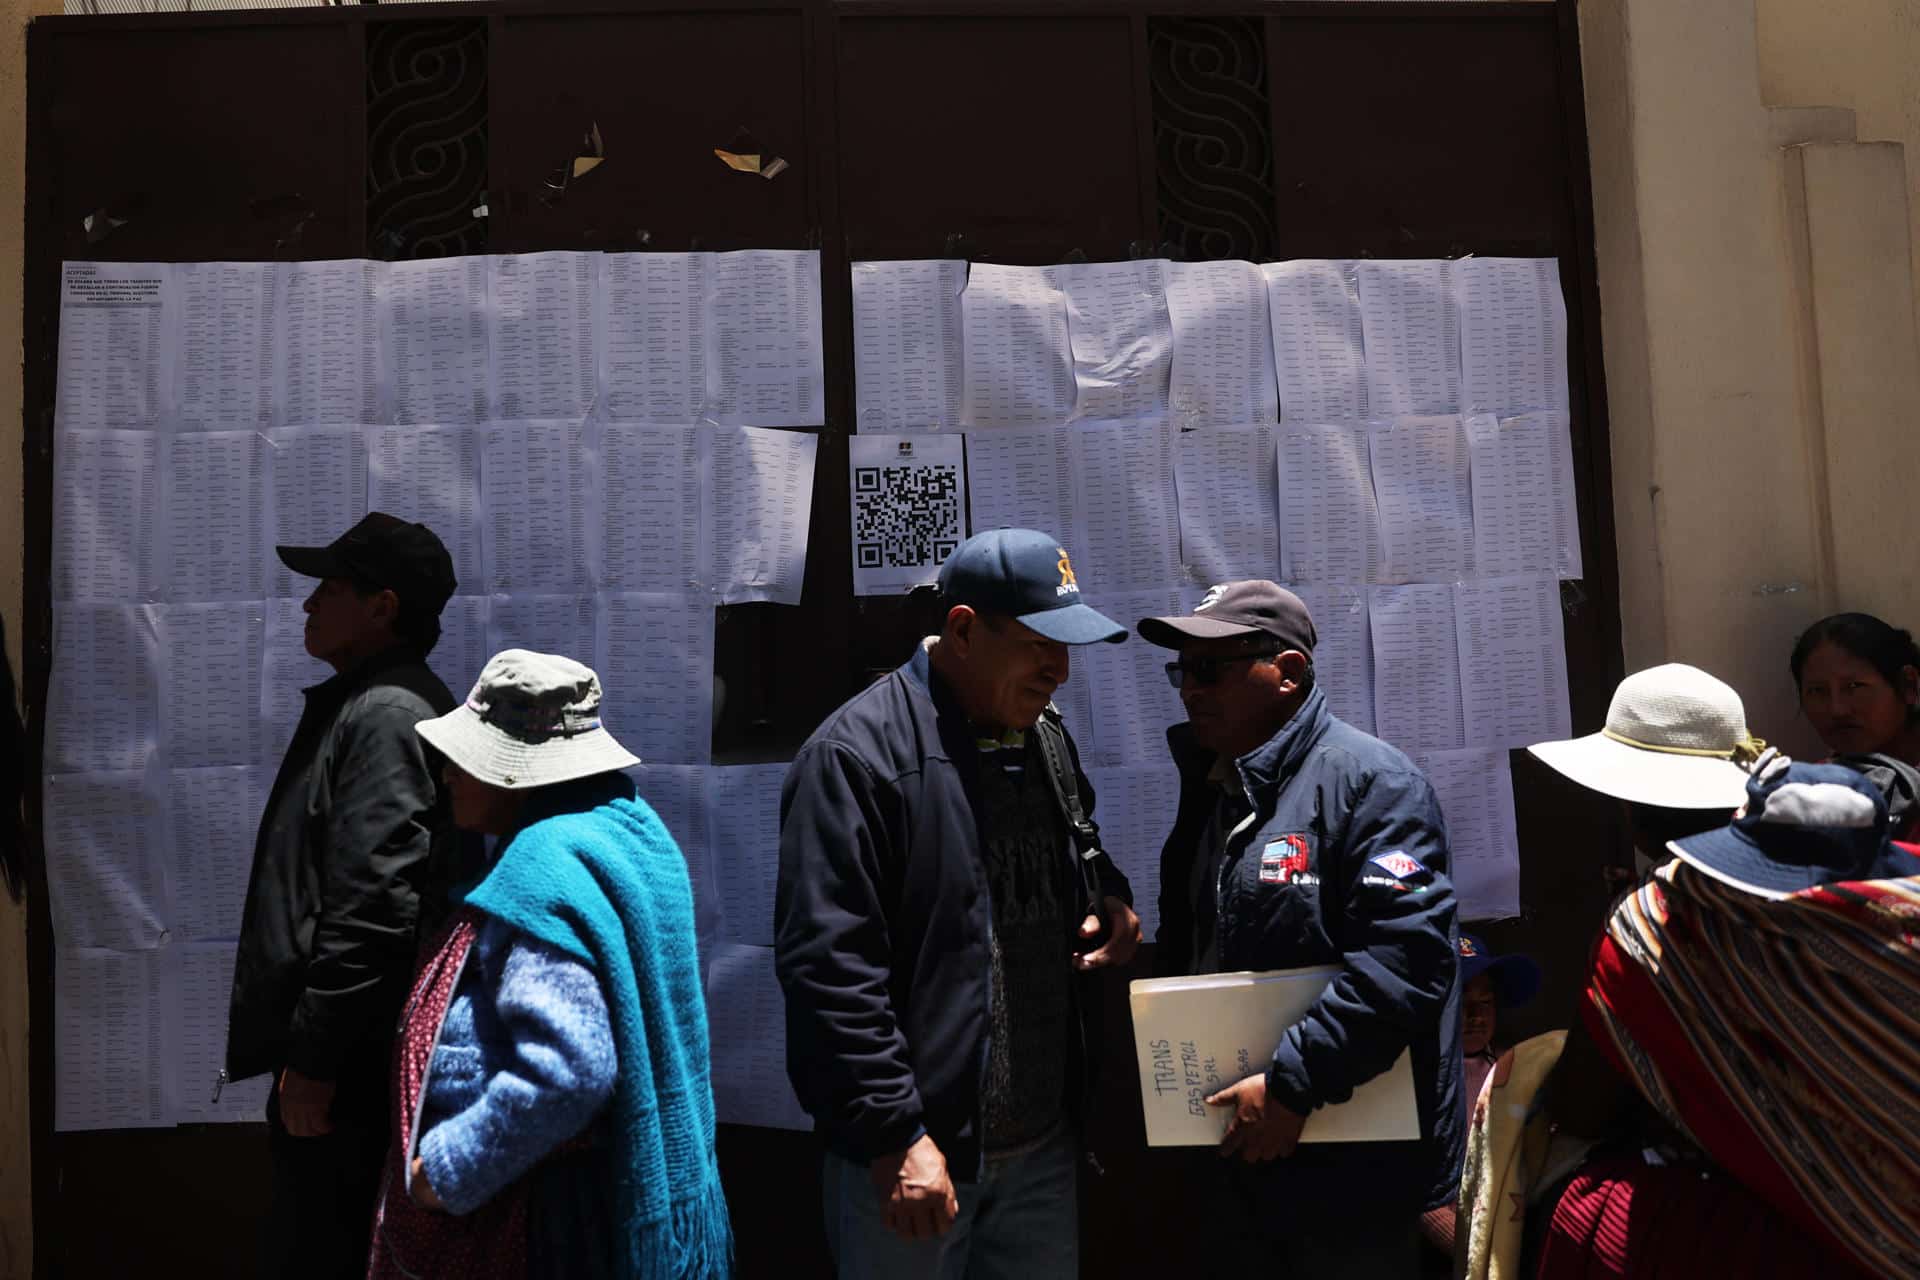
[1031,708,1107,930]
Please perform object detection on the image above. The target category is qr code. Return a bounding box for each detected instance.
[853,463,963,570]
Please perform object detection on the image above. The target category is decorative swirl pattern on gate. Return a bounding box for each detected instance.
[367,20,489,260]
[1149,17,1275,263]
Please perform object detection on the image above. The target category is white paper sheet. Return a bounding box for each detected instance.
[1465,411,1582,580]
[849,433,966,596]
[1277,422,1378,584]
[1369,415,1473,583]
[1072,420,1179,594]
[1455,257,1568,417]
[172,261,275,431]
[57,261,170,430]
[46,604,159,774]
[704,250,825,427]
[1077,588,1182,768]
[1412,749,1521,921]
[600,425,702,594]
[490,251,599,421]
[53,429,160,602]
[265,427,368,599]
[277,259,384,427]
[709,764,786,947]
[55,947,166,1131]
[1356,259,1460,418]
[596,594,714,766]
[368,425,483,593]
[1368,584,1464,753]
[1454,576,1571,750]
[167,765,265,943]
[1166,260,1278,428]
[964,425,1072,540]
[701,426,817,606]
[599,252,708,424]
[426,594,490,709]
[626,764,717,951]
[1261,260,1365,423]
[261,598,326,767]
[157,603,264,769]
[486,594,596,668]
[164,431,268,602]
[1292,585,1375,735]
[1080,765,1182,943]
[1056,260,1173,422]
[163,942,272,1122]
[43,771,166,951]
[961,264,1077,428]
[481,420,593,593]
[386,256,490,425]
[851,259,965,432]
[1173,424,1280,586]
[705,943,811,1131]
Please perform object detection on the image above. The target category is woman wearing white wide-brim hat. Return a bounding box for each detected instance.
[1527,662,1767,887]
[368,650,733,1280]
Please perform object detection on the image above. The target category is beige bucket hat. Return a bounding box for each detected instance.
[1526,662,1758,810]
[416,649,640,790]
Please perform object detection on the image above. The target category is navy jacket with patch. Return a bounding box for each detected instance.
[1154,685,1463,1215]
[774,645,1132,1179]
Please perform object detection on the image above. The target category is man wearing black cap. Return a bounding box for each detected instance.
[1139,581,1461,1276]
[227,513,463,1278]
[777,527,1142,1279]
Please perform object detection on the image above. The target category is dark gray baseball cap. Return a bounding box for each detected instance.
[1137,580,1317,652]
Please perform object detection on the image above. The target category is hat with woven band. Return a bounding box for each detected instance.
[416,649,639,790]
[1527,663,1756,810]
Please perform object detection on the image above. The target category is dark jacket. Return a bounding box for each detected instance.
[774,645,1132,1180]
[227,646,457,1085]
[1154,686,1463,1217]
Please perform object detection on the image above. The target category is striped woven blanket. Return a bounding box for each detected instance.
[1586,863,1920,1278]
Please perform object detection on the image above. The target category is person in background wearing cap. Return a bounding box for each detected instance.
[368,650,732,1279]
[1138,581,1461,1277]
[1419,935,1539,1266]
[226,513,463,1278]
[776,528,1141,1279]
[1497,756,1920,1280]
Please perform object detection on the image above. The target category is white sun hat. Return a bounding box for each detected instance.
[416,649,640,790]
[1526,663,1758,810]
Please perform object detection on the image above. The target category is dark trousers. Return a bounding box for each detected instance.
[261,1066,393,1280]
[1200,1153,1426,1279]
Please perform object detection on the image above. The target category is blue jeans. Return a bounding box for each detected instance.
[822,1129,1080,1280]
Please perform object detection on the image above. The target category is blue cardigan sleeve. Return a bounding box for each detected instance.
[417,925,617,1215]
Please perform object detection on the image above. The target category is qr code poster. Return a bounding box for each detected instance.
[849,433,967,595]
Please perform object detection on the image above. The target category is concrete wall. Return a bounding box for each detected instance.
[1578,0,1920,757]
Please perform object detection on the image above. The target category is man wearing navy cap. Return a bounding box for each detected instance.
[227,512,463,1278]
[1139,581,1461,1277]
[776,528,1141,1278]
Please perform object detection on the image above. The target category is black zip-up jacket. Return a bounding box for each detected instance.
[226,646,456,1085]
[774,644,1132,1180]
[1153,687,1463,1217]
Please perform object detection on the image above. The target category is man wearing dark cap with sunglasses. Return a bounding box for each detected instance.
[227,512,464,1278]
[778,527,1141,1279]
[1139,581,1461,1277]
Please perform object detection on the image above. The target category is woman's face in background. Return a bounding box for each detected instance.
[1462,974,1497,1057]
[1798,641,1920,758]
[443,761,524,834]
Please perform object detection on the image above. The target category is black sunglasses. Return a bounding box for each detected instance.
[1164,649,1282,689]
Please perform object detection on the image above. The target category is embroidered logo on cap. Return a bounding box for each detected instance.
[1055,548,1080,596]
[1197,584,1228,612]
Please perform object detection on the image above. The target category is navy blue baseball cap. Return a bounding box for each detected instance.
[1667,756,1920,899]
[937,528,1127,645]
[1457,933,1540,1008]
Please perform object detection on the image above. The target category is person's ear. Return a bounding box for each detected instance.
[943,605,978,656]
[1275,650,1310,695]
[370,588,401,628]
[1900,663,1919,709]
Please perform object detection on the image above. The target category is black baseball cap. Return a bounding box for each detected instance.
[937,528,1126,645]
[277,512,458,616]
[1137,580,1317,653]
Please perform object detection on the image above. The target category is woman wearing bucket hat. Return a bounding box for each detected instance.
[366,650,732,1280]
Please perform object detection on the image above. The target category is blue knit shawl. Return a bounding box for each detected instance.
[464,777,733,1280]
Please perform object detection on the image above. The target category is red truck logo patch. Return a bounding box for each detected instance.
[1260,834,1314,885]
